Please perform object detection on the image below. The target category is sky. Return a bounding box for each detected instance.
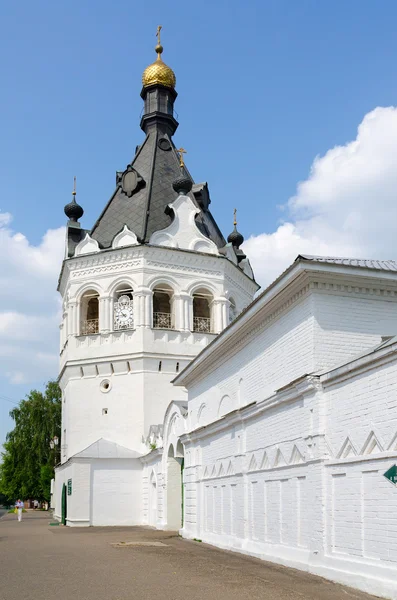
[1,0,397,446]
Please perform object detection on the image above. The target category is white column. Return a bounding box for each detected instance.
[99,295,111,333]
[133,288,152,328]
[186,295,193,331]
[213,297,229,333]
[210,299,221,334]
[133,291,140,327]
[69,300,78,335]
[145,292,151,328]
[177,293,190,331]
[221,299,228,330]
[59,323,64,352]
[171,294,180,330]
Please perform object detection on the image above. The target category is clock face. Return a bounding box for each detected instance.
[114,296,134,329]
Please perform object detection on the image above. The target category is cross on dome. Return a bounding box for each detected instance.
[142,25,176,89]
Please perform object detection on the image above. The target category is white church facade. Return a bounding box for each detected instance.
[54,31,397,600]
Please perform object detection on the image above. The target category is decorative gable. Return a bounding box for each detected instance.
[226,460,234,476]
[290,445,305,465]
[248,454,258,472]
[274,448,286,467]
[361,431,383,455]
[149,194,219,255]
[260,452,269,469]
[74,233,100,256]
[337,436,357,459]
[112,225,138,249]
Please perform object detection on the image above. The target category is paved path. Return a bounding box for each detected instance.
[0,511,378,600]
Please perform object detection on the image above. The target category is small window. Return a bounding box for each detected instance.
[100,379,111,393]
[102,408,108,415]
[176,362,179,373]
[158,361,162,372]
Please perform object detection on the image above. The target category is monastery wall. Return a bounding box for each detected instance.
[319,353,397,594]
[166,348,397,599]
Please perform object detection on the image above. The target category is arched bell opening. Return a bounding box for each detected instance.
[113,284,134,331]
[192,288,213,333]
[80,290,99,335]
[153,284,174,330]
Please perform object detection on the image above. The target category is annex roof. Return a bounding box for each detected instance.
[298,255,397,272]
[73,438,142,459]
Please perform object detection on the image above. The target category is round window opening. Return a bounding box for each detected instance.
[100,379,111,393]
[158,137,171,151]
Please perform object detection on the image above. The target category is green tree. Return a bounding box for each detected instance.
[0,381,61,501]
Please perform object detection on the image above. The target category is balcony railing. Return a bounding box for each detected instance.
[81,319,99,335]
[153,312,172,329]
[193,316,211,333]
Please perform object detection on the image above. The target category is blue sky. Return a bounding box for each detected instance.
[2,0,397,446]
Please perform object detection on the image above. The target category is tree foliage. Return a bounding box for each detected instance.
[0,381,61,502]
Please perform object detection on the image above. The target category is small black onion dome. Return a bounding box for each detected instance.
[227,225,244,248]
[173,174,192,195]
[64,198,84,222]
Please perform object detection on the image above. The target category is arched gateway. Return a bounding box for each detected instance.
[166,441,184,530]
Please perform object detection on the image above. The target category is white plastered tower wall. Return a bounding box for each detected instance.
[58,239,257,461]
[141,258,397,599]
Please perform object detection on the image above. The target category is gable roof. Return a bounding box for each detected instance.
[73,438,142,459]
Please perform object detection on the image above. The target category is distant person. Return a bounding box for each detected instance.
[15,499,24,522]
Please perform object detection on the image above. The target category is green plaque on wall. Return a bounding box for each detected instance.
[67,478,72,495]
[384,465,397,486]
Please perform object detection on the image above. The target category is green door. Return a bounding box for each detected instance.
[61,483,67,525]
[181,458,184,528]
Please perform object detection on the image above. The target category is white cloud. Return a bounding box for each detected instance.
[6,371,27,385]
[244,106,397,287]
[0,216,64,384]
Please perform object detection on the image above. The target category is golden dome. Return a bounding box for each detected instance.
[142,40,176,89]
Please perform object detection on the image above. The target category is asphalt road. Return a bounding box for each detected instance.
[0,511,379,600]
[0,507,7,519]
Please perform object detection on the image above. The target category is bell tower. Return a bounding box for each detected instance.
[55,28,259,526]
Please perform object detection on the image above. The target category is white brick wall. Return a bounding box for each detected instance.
[168,278,397,599]
[313,291,397,372]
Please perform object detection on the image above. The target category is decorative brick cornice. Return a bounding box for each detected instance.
[309,279,397,299]
[59,243,257,296]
